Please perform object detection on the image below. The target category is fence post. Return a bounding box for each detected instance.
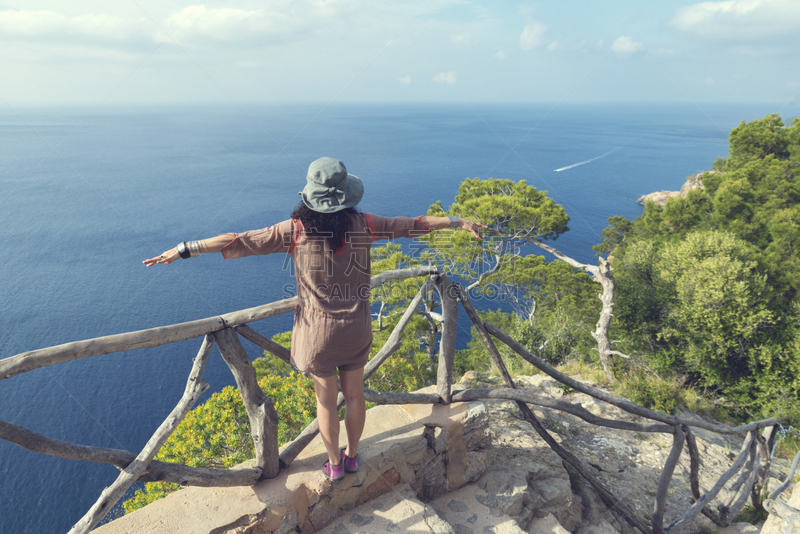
[215,327,280,479]
[435,274,457,404]
[652,426,686,534]
[67,335,214,534]
[685,427,701,502]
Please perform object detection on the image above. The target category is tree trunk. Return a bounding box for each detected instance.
[525,239,619,381]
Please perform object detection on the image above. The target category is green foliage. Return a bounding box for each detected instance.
[727,114,790,169]
[605,113,800,423]
[712,156,727,172]
[774,433,800,461]
[455,304,592,377]
[420,178,569,288]
[486,253,599,322]
[456,309,520,376]
[252,332,294,378]
[370,243,424,314]
[515,314,575,367]
[593,215,631,257]
[123,482,179,514]
[734,493,769,524]
[656,231,774,387]
[450,177,570,240]
[612,239,668,343]
[368,243,436,389]
[662,188,713,234]
[614,368,685,415]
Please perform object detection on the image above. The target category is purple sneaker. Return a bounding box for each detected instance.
[323,460,344,481]
[341,448,358,473]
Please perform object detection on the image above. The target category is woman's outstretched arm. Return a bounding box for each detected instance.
[417,216,485,240]
[143,234,237,267]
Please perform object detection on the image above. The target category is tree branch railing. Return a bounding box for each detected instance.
[0,266,785,534]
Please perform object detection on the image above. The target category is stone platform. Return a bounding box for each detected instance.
[94,392,490,534]
[94,374,799,534]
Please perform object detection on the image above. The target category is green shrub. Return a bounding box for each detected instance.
[614,369,685,414]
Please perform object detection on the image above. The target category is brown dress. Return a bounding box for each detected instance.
[221,213,432,377]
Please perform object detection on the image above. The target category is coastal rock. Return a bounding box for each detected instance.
[637,172,709,206]
[762,484,799,534]
[96,372,796,534]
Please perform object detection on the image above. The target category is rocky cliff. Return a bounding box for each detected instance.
[637,173,711,207]
[96,372,798,534]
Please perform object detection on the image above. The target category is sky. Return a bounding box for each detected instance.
[0,0,799,107]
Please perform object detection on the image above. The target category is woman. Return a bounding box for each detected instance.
[144,157,484,481]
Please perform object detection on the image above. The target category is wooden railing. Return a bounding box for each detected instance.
[0,267,790,534]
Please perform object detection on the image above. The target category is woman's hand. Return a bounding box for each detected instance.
[418,215,487,240]
[458,218,486,240]
[143,248,180,267]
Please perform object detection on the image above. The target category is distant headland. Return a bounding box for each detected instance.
[637,171,712,206]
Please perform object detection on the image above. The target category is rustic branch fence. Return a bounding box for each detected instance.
[0,267,787,534]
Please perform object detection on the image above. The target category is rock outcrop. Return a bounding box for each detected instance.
[637,172,710,207]
[95,373,797,534]
[762,485,800,534]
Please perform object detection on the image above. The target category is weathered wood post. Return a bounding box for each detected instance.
[685,427,702,503]
[726,431,760,524]
[666,431,755,531]
[753,425,777,507]
[652,426,686,534]
[214,327,280,479]
[68,335,214,534]
[435,274,457,404]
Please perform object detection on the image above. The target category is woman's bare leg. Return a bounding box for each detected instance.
[339,366,366,458]
[312,373,341,466]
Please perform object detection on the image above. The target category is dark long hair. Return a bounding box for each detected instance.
[290,203,359,252]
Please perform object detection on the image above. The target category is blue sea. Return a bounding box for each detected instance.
[0,102,791,533]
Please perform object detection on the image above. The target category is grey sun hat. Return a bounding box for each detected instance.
[300,157,364,213]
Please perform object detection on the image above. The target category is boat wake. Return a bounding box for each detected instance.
[554,147,621,172]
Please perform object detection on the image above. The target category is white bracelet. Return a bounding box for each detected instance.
[448,216,459,229]
[187,240,201,257]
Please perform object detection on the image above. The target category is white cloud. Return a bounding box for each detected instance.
[164,5,291,41]
[519,20,546,51]
[672,0,800,38]
[451,33,468,45]
[611,35,642,54]
[547,41,558,51]
[494,49,507,60]
[432,71,457,84]
[0,9,141,40]
[399,75,411,85]
[0,5,295,44]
